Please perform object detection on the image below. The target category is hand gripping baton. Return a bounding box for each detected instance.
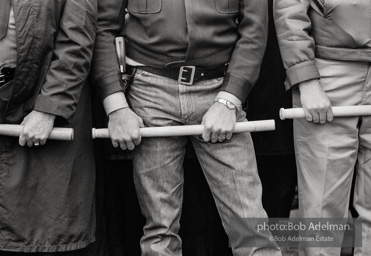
[280,106,371,120]
[0,124,74,140]
[92,120,275,139]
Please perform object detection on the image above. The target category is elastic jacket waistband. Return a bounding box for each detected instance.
[316,45,371,63]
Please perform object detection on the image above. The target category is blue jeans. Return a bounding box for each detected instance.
[127,69,281,256]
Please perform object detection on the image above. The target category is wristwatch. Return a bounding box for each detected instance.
[214,97,242,112]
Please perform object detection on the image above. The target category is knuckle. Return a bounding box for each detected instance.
[306,106,315,112]
[204,124,212,131]
[110,136,119,142]
[211,127,221,133]
[226,126,234,133]
[118,137,127,144]
[131,131,141,140]
[111,136,122,143]
[122,135,132,142]
[112,133,123,140]
[39,135,47,141]
[22,132,31,140]
[202,135,209,142]
[134,138,141,146]
[220,127,228,133]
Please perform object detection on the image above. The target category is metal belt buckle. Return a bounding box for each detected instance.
[178,66,195,85]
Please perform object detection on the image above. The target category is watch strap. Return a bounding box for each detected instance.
[214,97,242,112]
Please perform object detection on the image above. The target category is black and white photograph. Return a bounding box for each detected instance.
[0,0,370,256]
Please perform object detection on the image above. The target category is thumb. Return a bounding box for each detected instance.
[19,128,27,146]
[303,107,313,122]
[138,117,145,128]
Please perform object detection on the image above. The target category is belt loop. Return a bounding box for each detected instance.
[121,66,137,91]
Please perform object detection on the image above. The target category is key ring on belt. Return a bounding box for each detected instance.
[0,63,5,84]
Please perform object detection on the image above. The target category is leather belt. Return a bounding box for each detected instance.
[129,63,228,85]
[0,66,15,87]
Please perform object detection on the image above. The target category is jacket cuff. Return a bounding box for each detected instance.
[33,94,74,121]
[285,60,321,90]
[93,71,125,100]
[219,73,253,102]
[103,92,129,116]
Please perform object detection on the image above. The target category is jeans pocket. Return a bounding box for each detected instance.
[128,0,161,13]
[215,0,239,14]
[132,69,161,89]
[134,69,157,80]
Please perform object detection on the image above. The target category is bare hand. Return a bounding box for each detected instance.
[19,110,56,147]
[202,102,237,143]
[298,79,333,124]
[108,108,144,150]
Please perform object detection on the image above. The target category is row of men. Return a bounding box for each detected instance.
[0,0,370,256]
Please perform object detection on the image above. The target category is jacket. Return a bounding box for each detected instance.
[90,0,268,103]
[0,0,97,252]
[274,0,371,89]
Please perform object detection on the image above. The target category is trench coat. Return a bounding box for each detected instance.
[0,0,97,252]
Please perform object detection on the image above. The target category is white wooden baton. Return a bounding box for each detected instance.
[280,105,371,120]
[0,124,74,140]
[92,120,275,139]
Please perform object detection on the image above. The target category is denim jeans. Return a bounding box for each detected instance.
[126,69,281,256]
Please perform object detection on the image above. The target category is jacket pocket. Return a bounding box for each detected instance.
[215,0,239,14]
[128,0,161,14]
